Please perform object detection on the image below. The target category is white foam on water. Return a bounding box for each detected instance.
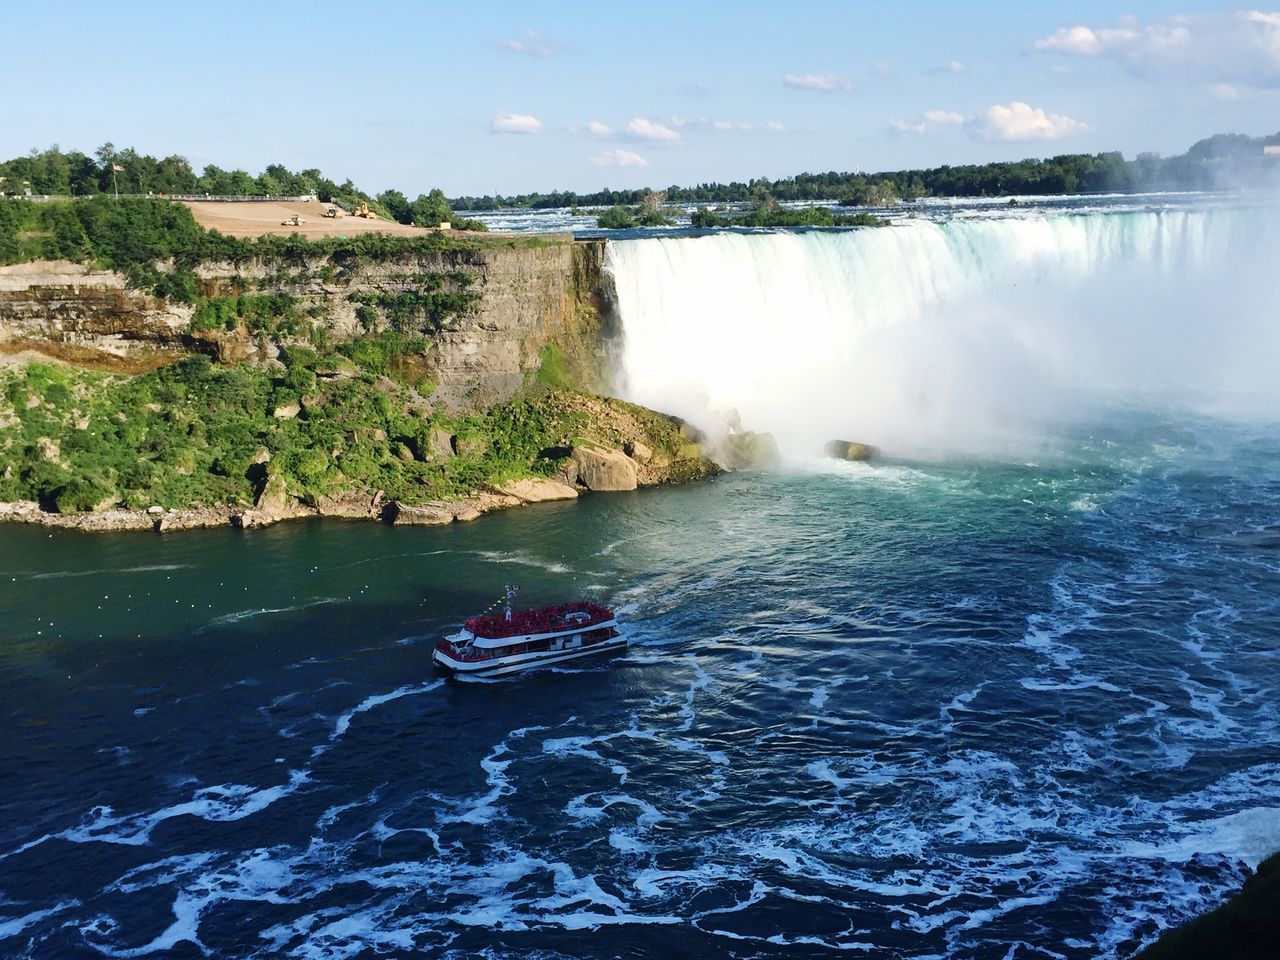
[198,597,343,632]
[6,564,192,581]
[564,793,662,831]
[1123,805,1280,869]
[805,759,858,793]
[60,770,313,847]
[438,726,548,825]
[472,550,573,575]
[327,680,445,743]
[0,899,79,940]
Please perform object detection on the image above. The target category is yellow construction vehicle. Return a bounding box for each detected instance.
[353,202,377,220]
[324,204,343,219]
[280,214,304,227]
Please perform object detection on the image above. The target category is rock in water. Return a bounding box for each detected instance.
[384,502,454,526]
[571,446,638,491]
[825,439,879,461]
[495,478,580,503]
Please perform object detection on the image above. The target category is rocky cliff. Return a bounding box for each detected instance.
[0,260,189,367]
[0,236,757,531]
[0,238,616,411]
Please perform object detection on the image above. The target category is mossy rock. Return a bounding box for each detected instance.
[825,439,878,461]
[453,434,487,458]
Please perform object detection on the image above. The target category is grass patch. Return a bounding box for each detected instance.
[534,343,574,390]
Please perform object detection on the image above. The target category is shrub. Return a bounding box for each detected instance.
[596,206,636,229]
[52,474,116,513]
[191,296,238,332]
[355,304,379,332]
[691,207,730,228]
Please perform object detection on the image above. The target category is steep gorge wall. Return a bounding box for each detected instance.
[0,261,190,362]
[0,239,617,411]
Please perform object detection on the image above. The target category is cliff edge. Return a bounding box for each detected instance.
[0,204,739,530]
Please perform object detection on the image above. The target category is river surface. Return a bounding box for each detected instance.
[3,410,1279,959]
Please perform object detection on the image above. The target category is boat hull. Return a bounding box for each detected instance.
[433,634,629,678]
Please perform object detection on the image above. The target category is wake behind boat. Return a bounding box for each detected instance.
[433,590,627,677]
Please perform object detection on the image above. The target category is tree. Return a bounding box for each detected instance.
[377,189,413,224]
[410,189,452,227]
[596,206,635,229]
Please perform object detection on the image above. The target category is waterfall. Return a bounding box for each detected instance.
[605,208,1279,454]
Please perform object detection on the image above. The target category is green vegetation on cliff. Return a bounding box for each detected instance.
[1136,853,1280,960]
[0,197,556,303]
[0,345,705,514]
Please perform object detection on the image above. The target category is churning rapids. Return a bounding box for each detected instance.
[3,203,1280,959]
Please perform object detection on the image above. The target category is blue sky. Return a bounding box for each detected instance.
[4,1,1278,195]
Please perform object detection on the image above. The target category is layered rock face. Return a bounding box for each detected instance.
[0,240,614,413]
[0,261,189,361]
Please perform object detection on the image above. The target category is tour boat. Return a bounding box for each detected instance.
[433,598,627,677]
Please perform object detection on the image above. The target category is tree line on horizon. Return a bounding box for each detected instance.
[0,144,484,230]
[450,131,1280,210]
[2,132,1275,218]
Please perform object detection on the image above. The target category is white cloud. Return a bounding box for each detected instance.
[491,111,543,134]
[889,118,927,135]
[1033,11,1280,88]
[783,73,854,92]
[870,60,892,77]
[591,149,648,168]
[1036,25,1112,56]
[600,115,784,139]
[498,29,558,57]
[625,117,682,142]
[1049,64,1073,75]
[889,109,966,135]
[926,59,967,75]
[1207,82,1243,101]
[967,101,1086,141]
[671,116,753,132]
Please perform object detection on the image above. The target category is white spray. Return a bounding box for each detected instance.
[606,207,1280,456]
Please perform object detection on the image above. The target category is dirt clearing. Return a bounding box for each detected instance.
[183,201,443,239]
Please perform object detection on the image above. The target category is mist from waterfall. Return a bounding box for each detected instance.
[606,207,1280,456]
